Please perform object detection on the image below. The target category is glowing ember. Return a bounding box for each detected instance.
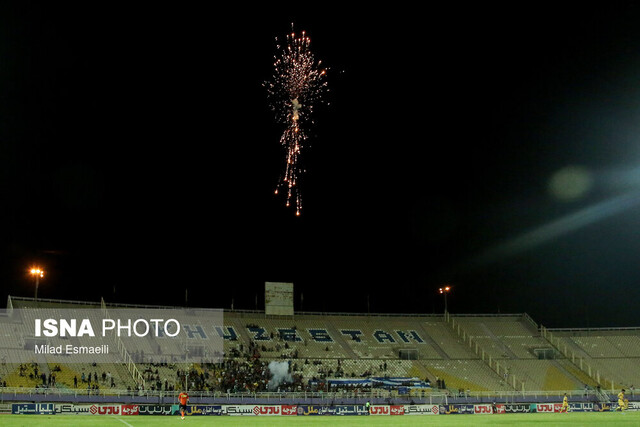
[264,25,328,215]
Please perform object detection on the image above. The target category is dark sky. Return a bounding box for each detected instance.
[2,2,640,328]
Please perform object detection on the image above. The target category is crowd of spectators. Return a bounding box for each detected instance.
[2,333,430,396]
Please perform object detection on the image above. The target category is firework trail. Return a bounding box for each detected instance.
[265,26,328,216]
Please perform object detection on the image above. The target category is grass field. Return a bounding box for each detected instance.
[2,413,640,427]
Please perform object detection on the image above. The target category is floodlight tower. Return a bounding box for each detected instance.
[30,267,45,302]
[439,286,451,314]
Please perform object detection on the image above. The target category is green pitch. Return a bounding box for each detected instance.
[2,413,640,426]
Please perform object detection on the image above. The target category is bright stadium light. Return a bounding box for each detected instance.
[439,286,452,314]
[30,267,44,303]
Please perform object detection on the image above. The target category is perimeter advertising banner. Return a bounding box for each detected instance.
[296,405,325,415]
[54,404,172,416]
[11,403,54,415]
[281,405,298,415]
[403,404,439,415]
[625,402,640,411]
[439,404,476,414]
[224,405,264,416]
[474,404,494,414]
[370,405,405,415]
[170,405,223,416]
[13,402,630,416]
[137,405,172,415]
[54,404,94,415]
[504,404,531,413]
[89,405,122,415]
[569,403,597,412]
[296,405,369,415]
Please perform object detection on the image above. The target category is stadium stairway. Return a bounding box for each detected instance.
[478,322,519,359]
[414,323,450,359]
[446,314,521,391]
[549,359,591,389]
[421,320,477,359]
[556,358,598,388]
[419,359,510,392]
[34,353,51,381]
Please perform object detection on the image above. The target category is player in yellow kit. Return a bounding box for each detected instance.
[616,389,625,412]
[560,393,569,413]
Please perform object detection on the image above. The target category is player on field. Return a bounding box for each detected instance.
[178,391,189,420]
[560,393,569,413]
[617,389,625,412]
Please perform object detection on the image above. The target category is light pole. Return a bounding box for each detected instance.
[30,267,44,302]
[439,286,451,314]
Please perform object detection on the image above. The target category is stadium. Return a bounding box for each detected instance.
[1,290,639,425]
[3,2,640,426]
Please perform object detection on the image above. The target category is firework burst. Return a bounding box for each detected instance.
[265,26,328,216]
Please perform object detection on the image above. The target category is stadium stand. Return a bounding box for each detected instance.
[542,327,640,390]
[1,295,639,403]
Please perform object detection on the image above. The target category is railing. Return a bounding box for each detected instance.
[8,295,532,319]
[8,296,101,308]
[0,387,448,402]
[522,313,538,331]
[546,326,640,333]
[0,386,619,403]
[462,389,603,400]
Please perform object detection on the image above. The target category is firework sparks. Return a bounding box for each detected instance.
[265,26,328,215]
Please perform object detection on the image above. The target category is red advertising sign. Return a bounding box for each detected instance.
[89,405,121,415]
[281,405,297,416]
[474,404,493,414]
[121,405,139,415]
[536,403,556,413]
[390,405,405,415]
[370,405,389,415]
[252,405,281,416]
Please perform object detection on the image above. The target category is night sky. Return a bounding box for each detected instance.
[2,3,640,328]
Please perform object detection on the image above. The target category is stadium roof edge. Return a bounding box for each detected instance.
[7,295,532,318]
[545,326,640,332]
